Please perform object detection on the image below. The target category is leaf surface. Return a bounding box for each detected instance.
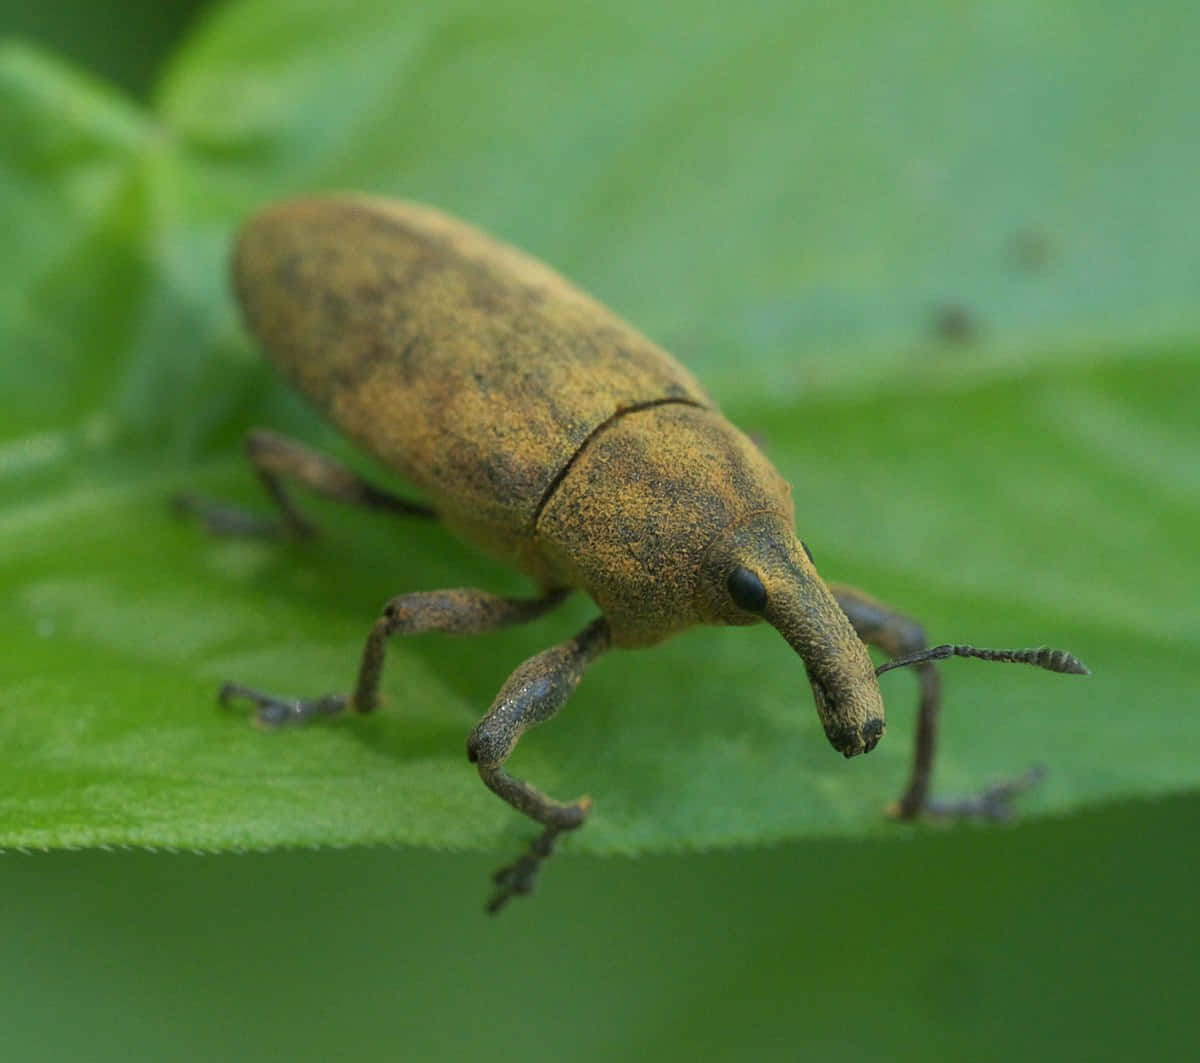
[2,3,1197,852]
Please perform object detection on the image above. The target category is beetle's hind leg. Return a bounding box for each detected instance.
[467,617,612,913]
[220,586,571,726]
[830,584,1044,821]
[173,428,436,537]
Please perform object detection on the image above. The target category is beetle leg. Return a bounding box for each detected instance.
[219,587,571,726]
[829,583,1044,821]
[174,428,435,537]
[467,617,611,913]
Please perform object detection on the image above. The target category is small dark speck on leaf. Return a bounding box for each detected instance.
[1009,227,1054,273]
[931,303,978,346]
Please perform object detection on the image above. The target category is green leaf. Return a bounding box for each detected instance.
[2,2,1197,854]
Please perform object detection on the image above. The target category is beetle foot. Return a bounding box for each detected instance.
[485,825,568,915]
[172,493,314,538]
[219,681,349,728]
[890,764,1047,822]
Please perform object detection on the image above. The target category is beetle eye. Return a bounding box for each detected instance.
[726,566,767,613]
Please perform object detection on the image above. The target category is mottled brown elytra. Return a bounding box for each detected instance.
[182,195,1089,913]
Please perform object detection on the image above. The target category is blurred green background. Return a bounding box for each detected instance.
[2,1,1197,1060]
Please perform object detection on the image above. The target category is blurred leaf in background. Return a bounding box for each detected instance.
[1,2,1197,1059]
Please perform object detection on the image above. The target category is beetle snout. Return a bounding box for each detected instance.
[835,715,885,757]
[811,678,886,757]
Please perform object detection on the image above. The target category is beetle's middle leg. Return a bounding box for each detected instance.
[174,428,435,537]
[467,617,612,914]
[220,586,571,726]
[830,583,1044,821]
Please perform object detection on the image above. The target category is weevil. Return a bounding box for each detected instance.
[183,194,1089,913]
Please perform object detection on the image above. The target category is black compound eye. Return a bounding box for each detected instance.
[726,566,767,613]
[800,541,814,564]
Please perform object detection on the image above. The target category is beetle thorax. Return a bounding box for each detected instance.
[534,403,793,647]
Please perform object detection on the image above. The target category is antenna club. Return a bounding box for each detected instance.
[876,643,1091,678]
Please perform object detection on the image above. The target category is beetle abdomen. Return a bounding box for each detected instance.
[234,195,713,570]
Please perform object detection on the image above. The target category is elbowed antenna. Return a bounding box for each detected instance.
[876,644,1091,678]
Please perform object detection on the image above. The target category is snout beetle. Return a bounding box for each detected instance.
[185,195,1089,913]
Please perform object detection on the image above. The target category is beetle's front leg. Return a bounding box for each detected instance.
[467,617,612,913]
[221,587,570,727]
[830,583,1044,821]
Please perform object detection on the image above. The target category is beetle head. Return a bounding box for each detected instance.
[699,513,885,757]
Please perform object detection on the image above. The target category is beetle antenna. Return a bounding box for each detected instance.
[875,644,1090,678]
